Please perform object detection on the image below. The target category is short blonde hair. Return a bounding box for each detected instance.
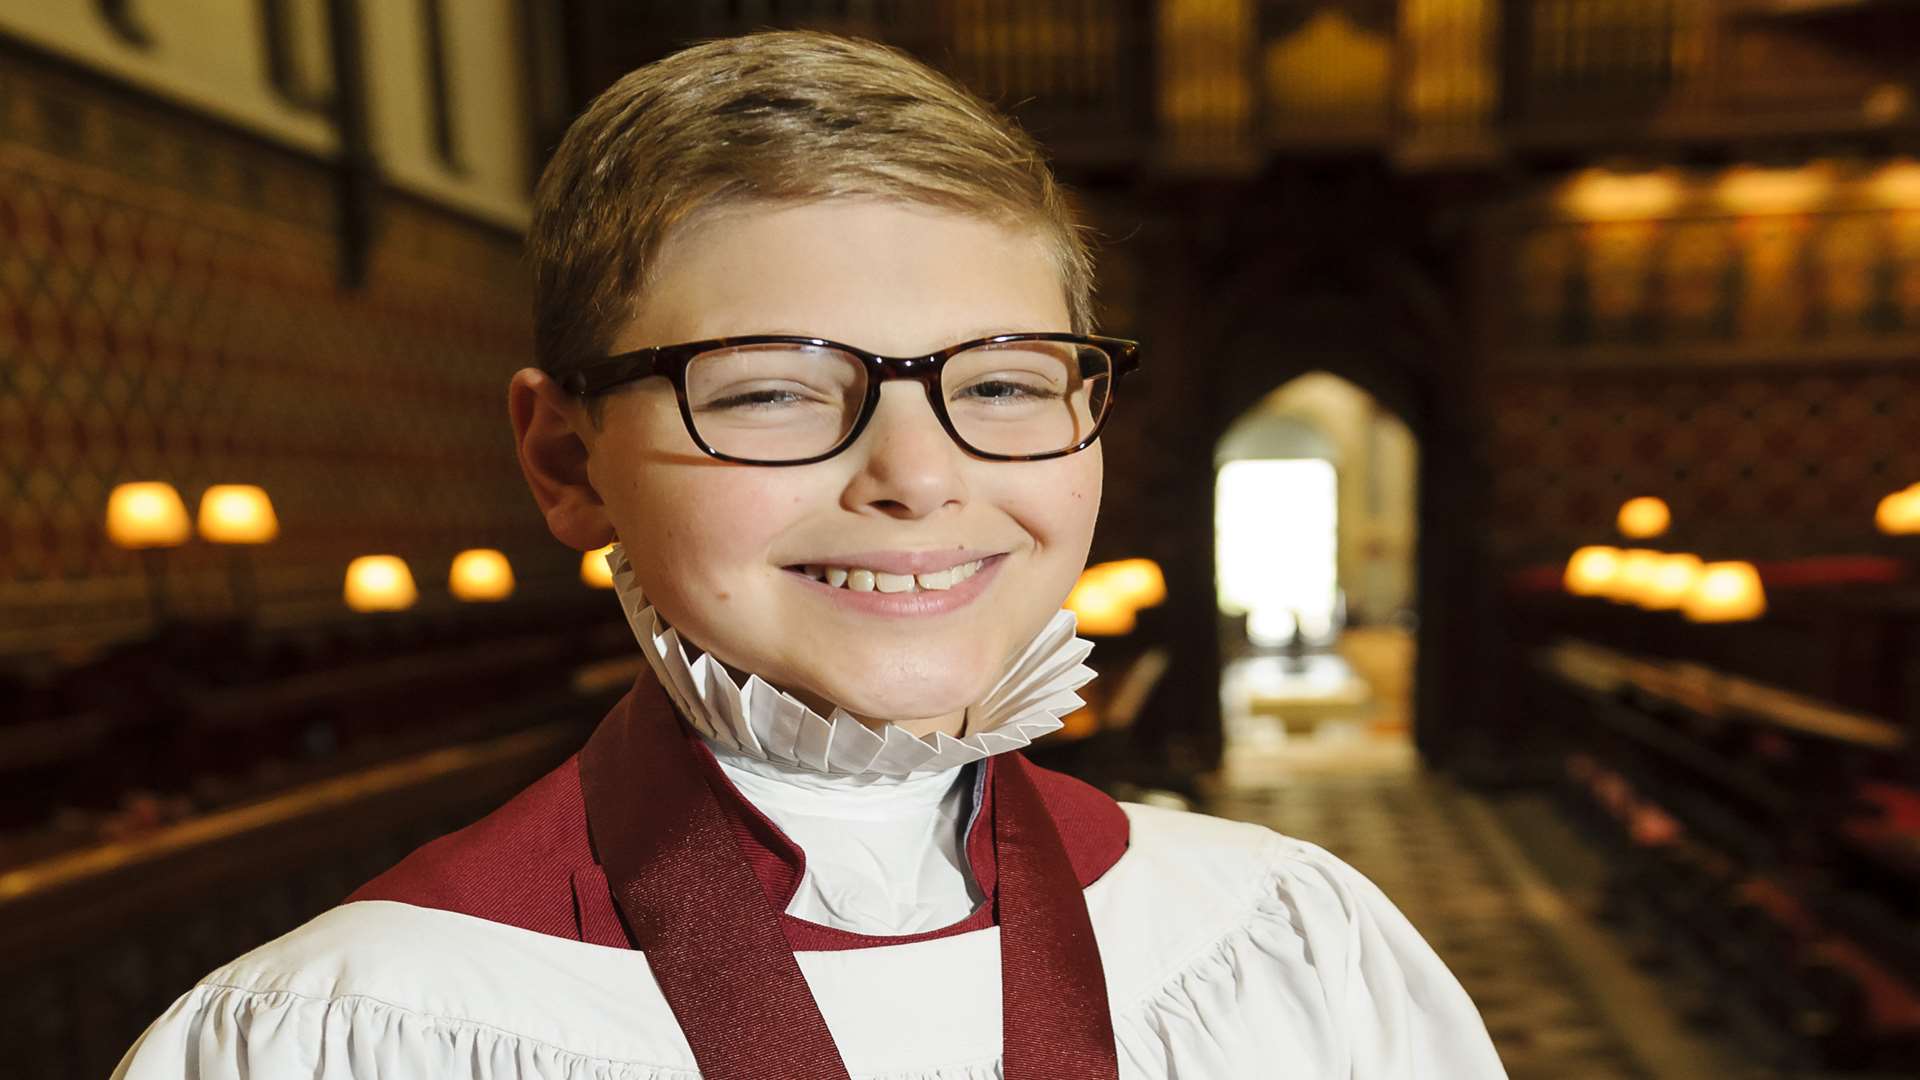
[527,30,1095,390]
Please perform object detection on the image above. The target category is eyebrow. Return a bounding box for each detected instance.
[745,327,1045,348]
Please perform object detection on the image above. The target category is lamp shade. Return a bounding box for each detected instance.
[106,481,191,549]
[1641,552,1704,610]
[450,548,514,601]
[1087,558,1167,609]
[344,555,418,612]
[581,544,615,588]
[1875,485,1920,535]
[1066,575,1136,636]
[1683,562,1767,623]
[196,484,279,544]
[1612,548,1661,604]
[1564,545,1622,596]
[1617,497,1671,539]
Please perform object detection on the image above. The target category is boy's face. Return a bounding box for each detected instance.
[533,200,1100,731]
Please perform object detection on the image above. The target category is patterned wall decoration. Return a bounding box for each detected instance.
[1475,163,1920,564]
[0,52,562,652]
[1479,368,1920,563]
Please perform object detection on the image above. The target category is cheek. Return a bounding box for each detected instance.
[1006,455,1102,549]
[1060,450,1103,525]
[661,479,780,552]
[618,467,819,584]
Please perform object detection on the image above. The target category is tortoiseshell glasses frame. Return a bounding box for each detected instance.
[561,332,1141,466]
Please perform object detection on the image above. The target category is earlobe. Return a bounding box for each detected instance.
[508,368,615,551]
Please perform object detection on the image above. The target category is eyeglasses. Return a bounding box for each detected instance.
[563,332,1141,465]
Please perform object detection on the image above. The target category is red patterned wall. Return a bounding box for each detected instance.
[1474,173,1920,566]
[1481,369,1920,563]
[0,53,562,650]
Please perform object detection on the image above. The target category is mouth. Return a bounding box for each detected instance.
[780,552,1010,612]
[782,556,993,594]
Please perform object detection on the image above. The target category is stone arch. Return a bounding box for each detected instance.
[1185,233,1487,768]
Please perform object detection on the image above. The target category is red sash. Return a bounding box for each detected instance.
[578,678,1120,1079]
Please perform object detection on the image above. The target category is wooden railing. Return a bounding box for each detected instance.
[1530,643,1920,1071]
[0,706,608,1079]
[574,0,1156,169]
[1498,0,1919,149]
[566,0,1920,174]
[0,597,632,842]
[556,0,1920,176]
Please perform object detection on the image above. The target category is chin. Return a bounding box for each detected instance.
[835,685,978,726]
[812,668,993,726]
[774,633,998,720]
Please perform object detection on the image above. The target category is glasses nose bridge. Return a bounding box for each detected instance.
[871,351,945,387]
[869,352,949,419]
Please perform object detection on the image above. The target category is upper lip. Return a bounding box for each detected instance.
[782,549,1005,575]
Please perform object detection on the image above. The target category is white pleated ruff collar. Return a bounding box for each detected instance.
[605,543,1097,782]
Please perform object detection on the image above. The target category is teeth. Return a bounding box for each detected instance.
[799,558,988,593]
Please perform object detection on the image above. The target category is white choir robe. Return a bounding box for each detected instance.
[113,800,1508,1079]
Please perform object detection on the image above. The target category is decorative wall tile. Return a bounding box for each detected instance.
[0,54,560,648]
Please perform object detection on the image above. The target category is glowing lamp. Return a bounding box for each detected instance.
[1683,562,1767,623]
[1617,497,1671,540]
[450,548,514,602]
[1869,160,1920,207]
[1564,546,1622,597]
[196,484,279,544]
[1641,552,1704,610]
[1875,485,1920,535]
[106,482,190,549]
[344,555,418,612]
[1561,168,1682,220]
[1066,577,1136,636]
[1612,549,1661,605]
[1086,558,1167,609]
[1717,164,1832,214]
[581,544,615,588]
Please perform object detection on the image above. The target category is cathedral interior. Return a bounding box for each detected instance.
[4,2,1920,1077]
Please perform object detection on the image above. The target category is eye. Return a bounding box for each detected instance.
[700,385,815,410]
[955,376,1063,402]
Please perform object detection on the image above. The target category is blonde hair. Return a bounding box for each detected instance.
[527,30,1095,391]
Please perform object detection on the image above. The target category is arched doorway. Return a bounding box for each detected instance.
[1153,175,1487,775]
[1214,373,1421,762]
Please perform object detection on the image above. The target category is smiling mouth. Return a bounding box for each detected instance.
[783,556,996,594]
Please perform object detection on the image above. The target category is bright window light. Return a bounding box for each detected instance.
[1216,458,1338,645]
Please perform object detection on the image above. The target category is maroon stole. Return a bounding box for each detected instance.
[578,677,1120,1080]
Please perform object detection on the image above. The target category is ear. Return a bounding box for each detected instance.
[508,368,615,551]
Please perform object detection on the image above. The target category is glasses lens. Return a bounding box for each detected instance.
[684,343,867,462]
[942,340,1113,457]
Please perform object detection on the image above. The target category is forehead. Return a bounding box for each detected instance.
[617,199,1071,354]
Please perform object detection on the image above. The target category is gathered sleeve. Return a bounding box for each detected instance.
[1112,832,1509,1078]
[110,982,695,1080]
[112,985,316,1080]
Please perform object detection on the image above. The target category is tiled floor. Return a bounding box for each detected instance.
[1207,732,1650,1079]
[1198,644,1886,1078]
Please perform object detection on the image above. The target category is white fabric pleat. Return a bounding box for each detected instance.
[605,542,1096,779]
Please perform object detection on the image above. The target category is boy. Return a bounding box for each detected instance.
[114,31,1504,1079]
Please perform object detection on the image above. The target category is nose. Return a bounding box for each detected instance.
[839,382,968,520]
